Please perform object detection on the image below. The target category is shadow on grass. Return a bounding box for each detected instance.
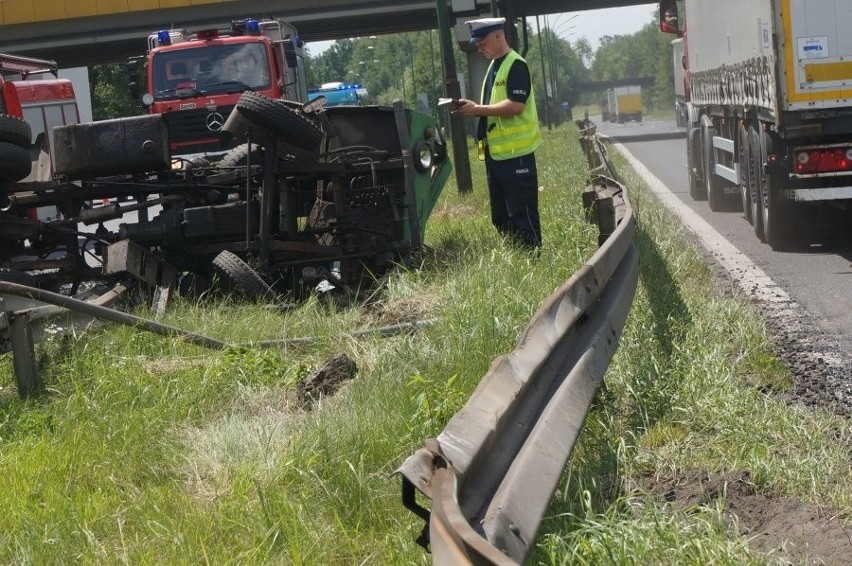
[533,223,694,555]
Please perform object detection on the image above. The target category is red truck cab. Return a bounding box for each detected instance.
[128,18,308,155]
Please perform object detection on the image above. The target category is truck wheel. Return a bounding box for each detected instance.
[0,115,32,148]
[748,126,764,239]
[738,123,752,223]
[0,141,32,182]
[212,250,275,301]
[217,143,262,169]
[701,116,726,212]
[236,91,323,151]
[758,131,794,250]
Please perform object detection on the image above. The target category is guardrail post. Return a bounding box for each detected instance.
[8,310,42,398]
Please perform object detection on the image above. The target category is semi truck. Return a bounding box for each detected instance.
[659,0,852,249]
[609,85,643,123]
[127,18,308,155]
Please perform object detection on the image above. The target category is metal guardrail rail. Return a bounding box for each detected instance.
[397,120,638,564]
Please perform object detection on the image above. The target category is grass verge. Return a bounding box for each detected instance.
[0,124,848,563]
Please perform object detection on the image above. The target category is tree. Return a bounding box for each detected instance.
[305,39,355,87]
[89,63,142,119]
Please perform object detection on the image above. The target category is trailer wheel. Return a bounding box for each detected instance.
[738,123,752,224]
[0,141,32,183]
[757,131,794,250]
[235,91,323,150]
[212,250,275,301]
[0,115,32,148]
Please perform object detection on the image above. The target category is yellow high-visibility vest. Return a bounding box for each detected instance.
[480,50,542,160]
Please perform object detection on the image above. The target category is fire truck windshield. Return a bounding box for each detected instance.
[151,42,270,99]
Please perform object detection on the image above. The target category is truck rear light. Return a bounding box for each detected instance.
[794,147,852,174]
[60,82,75,99]
[2,82,23,117]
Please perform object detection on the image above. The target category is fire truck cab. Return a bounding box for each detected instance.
[128,18,308,155]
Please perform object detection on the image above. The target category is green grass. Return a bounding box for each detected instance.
[1,124,849,563]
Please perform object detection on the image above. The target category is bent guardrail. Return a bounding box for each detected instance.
[397,119,637,564]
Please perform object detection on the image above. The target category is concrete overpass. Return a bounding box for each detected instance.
[0,0,648,67]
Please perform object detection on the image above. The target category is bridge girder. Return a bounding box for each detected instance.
[0,0,647,67]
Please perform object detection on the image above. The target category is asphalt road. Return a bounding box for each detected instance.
[594,116,852,356]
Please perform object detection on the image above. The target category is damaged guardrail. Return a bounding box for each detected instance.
[397,119,637,564]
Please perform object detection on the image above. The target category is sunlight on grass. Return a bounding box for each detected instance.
[0,124,848,563]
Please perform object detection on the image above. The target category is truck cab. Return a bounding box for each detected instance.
[128,18,308,155]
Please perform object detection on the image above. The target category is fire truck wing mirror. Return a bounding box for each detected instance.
[282,41,299,68]
[126,56,142,99]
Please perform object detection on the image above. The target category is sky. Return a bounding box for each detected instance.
[307,3,658,56]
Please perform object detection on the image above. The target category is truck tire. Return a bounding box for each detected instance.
[235,91,323,151]
[217,143,262,169]
[700,116,726,212]
[738,123,752,224]
[748,125,764,238]
[0,115,32,148]
[757,130,794,250]
[0,141,32,182]
[212,250,275,301]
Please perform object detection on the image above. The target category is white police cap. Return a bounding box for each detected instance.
[465,17,506,43]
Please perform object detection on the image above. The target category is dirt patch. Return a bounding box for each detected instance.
[297,353,357,407]
[636,470,852,564]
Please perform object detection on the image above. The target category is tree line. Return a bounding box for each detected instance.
[89,13,675,121]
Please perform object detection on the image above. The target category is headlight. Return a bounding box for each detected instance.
[413,140,433,172]
[142,93,154,106]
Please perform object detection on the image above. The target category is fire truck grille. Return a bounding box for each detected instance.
[163,105,235,148]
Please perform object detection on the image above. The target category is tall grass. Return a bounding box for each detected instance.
[0,124,848,563]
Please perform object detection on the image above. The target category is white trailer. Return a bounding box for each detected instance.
[659,0,852,249]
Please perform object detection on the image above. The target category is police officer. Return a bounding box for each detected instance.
[456,17,542,249]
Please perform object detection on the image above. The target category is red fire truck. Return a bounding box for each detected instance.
[128,18,308,155]
[1,53,81,220]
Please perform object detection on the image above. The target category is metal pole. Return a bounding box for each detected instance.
[544,17,559,125]
[535,16,552,130]
[435,0,473,193]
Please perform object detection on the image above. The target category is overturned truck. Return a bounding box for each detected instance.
[1,91,452,300]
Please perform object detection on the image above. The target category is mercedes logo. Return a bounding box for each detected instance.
[205,112,225,131]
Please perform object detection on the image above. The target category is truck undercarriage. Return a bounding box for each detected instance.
[0,93,451,302]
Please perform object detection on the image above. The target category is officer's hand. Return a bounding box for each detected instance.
[455,99,477,116]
